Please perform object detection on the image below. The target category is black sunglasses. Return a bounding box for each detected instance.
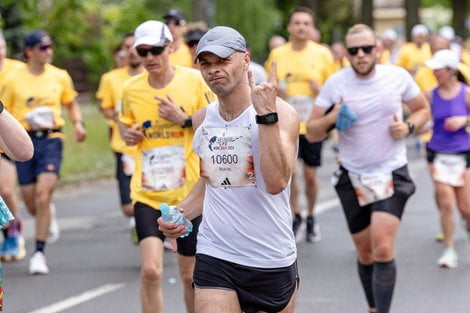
[38,44,53,51]
[186,40,199,48]
[136,46,166,57]
[347,45,375,56]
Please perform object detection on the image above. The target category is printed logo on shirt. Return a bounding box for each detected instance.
[207,133,243,152]
[221,177,232,186]
[141,120,184,139]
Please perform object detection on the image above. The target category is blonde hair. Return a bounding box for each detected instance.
[346,24,377,43]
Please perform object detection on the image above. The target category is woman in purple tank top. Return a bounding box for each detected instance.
[424,49,470,269]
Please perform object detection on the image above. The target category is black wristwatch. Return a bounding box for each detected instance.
[0,100,3,114]
[255,112,278,125]
[182,117,192,128]
[406,122,415,136]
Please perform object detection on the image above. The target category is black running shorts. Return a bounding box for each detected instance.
[193,253,299,313]
[298,135,323,167]
[134,201,201,256]
[334,165,415,234]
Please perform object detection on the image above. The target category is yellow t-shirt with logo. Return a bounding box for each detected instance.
[120,66,215,208]
[264,41,333,134]
[0,63,77,136]
[396,42,432,74]
[96,66,137,155]
[169,43,193,68]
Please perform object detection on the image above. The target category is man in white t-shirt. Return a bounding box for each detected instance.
[307,24,429,313]
[158,26,300,313]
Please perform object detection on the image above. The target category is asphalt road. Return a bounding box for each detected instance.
[3,141,470,313]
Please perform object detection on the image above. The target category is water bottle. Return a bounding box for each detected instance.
[159,203,193,238]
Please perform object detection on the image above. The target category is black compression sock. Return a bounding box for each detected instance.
[357,261,375,310]
[373,260,396,313]
[35,240,46,253]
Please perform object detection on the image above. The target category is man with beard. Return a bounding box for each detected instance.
[96,32,144,240]
[306,24,429,313]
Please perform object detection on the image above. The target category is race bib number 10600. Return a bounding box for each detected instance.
[199,126,256,187]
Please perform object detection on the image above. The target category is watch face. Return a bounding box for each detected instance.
[0,100,3,113]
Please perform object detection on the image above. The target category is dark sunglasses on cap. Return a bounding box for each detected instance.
[136,46,167,57]
[347,45,375,56]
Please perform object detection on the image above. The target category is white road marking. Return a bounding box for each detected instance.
[28,283,125,313]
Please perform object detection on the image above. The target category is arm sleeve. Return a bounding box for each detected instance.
[400,68,421,101]
[314,76,337,109]
[96,74,114,109]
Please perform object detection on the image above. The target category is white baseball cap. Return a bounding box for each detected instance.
[411,24,429,37]
[438,26,455,41]
[133,20,173,48]
[382,29,398,41]
[425,49,459,70]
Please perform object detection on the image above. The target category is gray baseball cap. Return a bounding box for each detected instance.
[195,26,247,61]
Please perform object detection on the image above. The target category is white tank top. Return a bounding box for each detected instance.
[193,101,297,268]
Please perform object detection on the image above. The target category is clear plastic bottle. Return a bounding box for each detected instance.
[159,203,193,238]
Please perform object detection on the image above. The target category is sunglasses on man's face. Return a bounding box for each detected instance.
[186,40,199,48]
[346,45,375,56]
[38,44,53,51]
[136,46,166,57]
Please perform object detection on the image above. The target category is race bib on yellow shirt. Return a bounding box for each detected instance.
[433,154,466,187]
[199,126,256,187]
[24,106,55,130]
[348,171,394,206]
[141,145,185,191]
[288,95,314,122]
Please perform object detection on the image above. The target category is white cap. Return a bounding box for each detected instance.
[438,26,455,41]
[425,49,459,70]
[382,28,398,41]
[133,20,173,48]
[411,24,429,37]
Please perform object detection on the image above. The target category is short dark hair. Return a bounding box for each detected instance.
[287,7,316,25]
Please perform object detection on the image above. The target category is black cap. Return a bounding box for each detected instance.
[163,8,186,25]
[24,30,52,48]
[185,29,206,43]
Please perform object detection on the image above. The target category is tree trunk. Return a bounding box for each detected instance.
[452,0,467,39]
[192,0,214,24]
[405,0,420,41]
[361,0,374,27]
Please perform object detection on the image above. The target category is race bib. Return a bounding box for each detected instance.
[121,154,136,176]
[141,145,185,191]
[433,154,466,187]
[199,126,256,187]
[288,95,314,122]
[24,106,55,130]
[348,171,394,206]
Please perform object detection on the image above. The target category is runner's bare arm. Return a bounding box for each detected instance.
[402,92,430,135]
[65,99,87,142]
[0,108,33,161]
[306,101,341,142]
[249,61,299,194]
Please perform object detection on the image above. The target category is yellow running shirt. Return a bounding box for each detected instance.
[0,58,25,84]
[120,66,215,208]
[96,66,137,155]
[0,63,77,135]
[169,43,193,68]
[396,42,432,74]
[265,41,334,134]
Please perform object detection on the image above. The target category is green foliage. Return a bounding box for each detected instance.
[61,102,114,183]
[214,0,282,62]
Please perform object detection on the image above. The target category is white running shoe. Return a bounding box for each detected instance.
[29,251,50,275]
[438,247,458,269]
[48,203,60,243]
